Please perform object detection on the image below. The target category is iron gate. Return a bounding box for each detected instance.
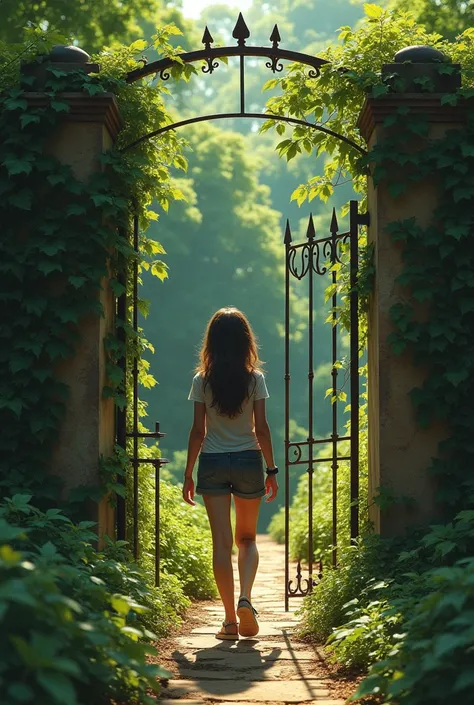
[284,200,368,611]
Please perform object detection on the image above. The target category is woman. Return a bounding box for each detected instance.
[182,307,279,640]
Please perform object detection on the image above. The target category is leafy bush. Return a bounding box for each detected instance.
[355,558,474,704]
[300,510,474,703]
[0,494,185,705]
[131,470,217,600]
[298,532,405,642]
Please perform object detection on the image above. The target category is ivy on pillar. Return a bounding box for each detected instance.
[358,46,463,536]
[21,46,123,540]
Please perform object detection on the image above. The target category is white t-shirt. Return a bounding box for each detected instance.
[188,371,269,453]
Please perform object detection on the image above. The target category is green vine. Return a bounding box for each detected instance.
[0,29,188,507]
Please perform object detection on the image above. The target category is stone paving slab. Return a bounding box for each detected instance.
[171,651,319,665]
[176,637,307,651]
[192,624,294,637]
[162,679,331,701]
[159,701,344,705]
[174,668,285,681]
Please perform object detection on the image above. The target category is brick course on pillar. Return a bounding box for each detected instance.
[357,46,464,536]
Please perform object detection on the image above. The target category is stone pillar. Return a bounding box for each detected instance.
[357,46,463,536]
[23,47,122,539]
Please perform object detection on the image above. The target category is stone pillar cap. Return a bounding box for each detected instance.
[394,45,448,63]
[48,45,92,63]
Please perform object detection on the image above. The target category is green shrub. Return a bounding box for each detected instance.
[0,494,186,705]
[300,510,474,703]
[131,471,217,600]
[298,533,403,642]
[355,558,474,704]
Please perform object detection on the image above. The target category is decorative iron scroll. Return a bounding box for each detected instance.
[288,560,312,597]
[126,13,327,84]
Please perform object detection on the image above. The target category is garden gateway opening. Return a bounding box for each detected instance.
[114,13,368,610]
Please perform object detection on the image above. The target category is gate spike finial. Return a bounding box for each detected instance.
[306,213,315,241]
[202,26,214,49]
[284,219,292,244]
[232,13,250,46]
[330,207,339,234]
[270,24,281,48]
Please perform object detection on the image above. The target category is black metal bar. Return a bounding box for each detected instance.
[307,223,315,590]
[121,112,366,156]
[132,213,139,560]
[116,241,127,541]
[350,200,360,542]
[331,223,338,568]
[288,435,351,449]
[284,224,291,612]
[240,56,245,114]
[289,454,352,466]
[126,45,328,83]
[155,453,161,587]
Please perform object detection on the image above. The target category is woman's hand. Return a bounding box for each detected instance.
[265,474,279,502]
[182,476,196,506]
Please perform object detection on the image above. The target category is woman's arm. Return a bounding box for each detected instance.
[254,398,275,467]
[254,399,278,502]
[183,402,206,505]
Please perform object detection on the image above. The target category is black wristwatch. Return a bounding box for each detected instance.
[266,466,279,475]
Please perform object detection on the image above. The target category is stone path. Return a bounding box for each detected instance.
[157,535,351,705]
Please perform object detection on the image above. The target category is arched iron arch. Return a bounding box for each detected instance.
[122,111,366,155]
[123,12,366,156]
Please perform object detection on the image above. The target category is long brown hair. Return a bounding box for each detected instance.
[197,307,262,418]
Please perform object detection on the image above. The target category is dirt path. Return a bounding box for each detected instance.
[155,535,358,705]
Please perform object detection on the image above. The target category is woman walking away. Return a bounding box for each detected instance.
[182,307,279,640]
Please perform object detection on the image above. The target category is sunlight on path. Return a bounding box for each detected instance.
[158,535,345,705]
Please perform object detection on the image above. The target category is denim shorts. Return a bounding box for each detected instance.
[196,449,265,499]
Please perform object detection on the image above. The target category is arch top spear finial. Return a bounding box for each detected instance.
[284,219,292,245]
[233,13,251,46]
[270,25,281,49]
[307,213,315,241]
[202,26,214,50]
[330,208,339,234]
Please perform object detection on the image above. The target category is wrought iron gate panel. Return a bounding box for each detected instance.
[115,213,168,587]
[284,200,368,611]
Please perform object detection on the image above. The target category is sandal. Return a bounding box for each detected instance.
[215,620,239,641]
[237,597,259,637]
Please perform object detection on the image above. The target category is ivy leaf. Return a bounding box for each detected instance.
[388,182,406,198]
[38,261,62,276]
[20,114,41,129]
[372,84,388,99]
[150,260,168,281]
[9,190,32,210]
[50,100,70,113]
[66,204,86,217]
[446,370,468,386]
[68,276,86,288]
[3,157,33,176]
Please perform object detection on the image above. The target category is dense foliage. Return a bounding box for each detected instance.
[0,494,177,705]
[0,0,161,51]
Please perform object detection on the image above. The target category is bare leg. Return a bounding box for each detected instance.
[234,496,261,601]
[203,494,236,626]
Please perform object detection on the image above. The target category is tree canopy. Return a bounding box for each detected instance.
[0,0,161,50]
